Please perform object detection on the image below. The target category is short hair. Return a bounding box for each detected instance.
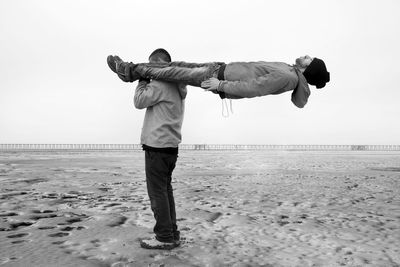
[149,48,171,63]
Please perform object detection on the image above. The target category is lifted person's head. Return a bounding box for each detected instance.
[149,48,171,63]
[295,55,330,89]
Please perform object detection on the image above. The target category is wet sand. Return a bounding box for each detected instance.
[0,150,399,267]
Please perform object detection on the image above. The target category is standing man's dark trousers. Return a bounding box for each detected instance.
[145,150,180,243]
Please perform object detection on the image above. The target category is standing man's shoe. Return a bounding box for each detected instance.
[139,237,180,250]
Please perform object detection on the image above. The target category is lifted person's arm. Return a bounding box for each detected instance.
[201,72,293,98]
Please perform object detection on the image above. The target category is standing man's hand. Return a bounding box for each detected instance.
[201,77,221,91]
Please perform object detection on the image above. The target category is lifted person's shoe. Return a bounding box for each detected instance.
[107,55,140,82]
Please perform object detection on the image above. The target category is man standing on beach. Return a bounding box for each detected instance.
[130,48,186,250]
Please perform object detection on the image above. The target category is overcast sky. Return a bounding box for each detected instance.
[1,0,399,145]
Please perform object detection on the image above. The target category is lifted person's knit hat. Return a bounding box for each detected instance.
[303,58,330,89]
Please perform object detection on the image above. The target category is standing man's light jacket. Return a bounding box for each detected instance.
[220,62,311,108]
[134,80,186,148]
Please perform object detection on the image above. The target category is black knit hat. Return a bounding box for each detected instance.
[303,58,330,89]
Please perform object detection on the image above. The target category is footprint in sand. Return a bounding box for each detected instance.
[11,239,32,244]
[6,232,32,244]
[59,226,75,231]
[15,178,47,185]
[103,203,122,208]
[29,213,58,220]
[0,212,24,231]
[180,226,191,232]
[107,215,128,227]
[41,192,59,199]
[0,191,28,199]
[58,225,87,231]
[207,212,223,223]
[58,217,84,225]
[0,257,21,265]
[300,214,308,219]
[6,232,30,238]
[97,187,111,192]
[67,217,84,223]
[48,232,70,237]
[0,211,19,217]
[31,209,56,214]
[8,221,35,231]
[0,257,9,264]
[38,226,57,230]
[90,239,102,248]
[52,240,66,245]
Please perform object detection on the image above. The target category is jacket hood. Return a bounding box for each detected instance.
[291,68,311,108]
[178,84,187,100]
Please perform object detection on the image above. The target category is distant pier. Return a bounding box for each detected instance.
[0,144,399,151]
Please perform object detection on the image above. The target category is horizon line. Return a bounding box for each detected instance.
[1,144,400,151]
[1,143,400,145]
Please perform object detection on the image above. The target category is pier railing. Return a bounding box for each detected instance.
[0,144,399,151]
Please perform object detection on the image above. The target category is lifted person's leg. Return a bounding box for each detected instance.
[107,55,221,86]
[134,62,220,87]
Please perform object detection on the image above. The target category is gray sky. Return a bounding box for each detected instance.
[1,0,399,145]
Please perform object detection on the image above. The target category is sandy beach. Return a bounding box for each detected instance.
[0,150,399,267]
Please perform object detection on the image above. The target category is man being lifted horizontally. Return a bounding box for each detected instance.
[107,53,330,108]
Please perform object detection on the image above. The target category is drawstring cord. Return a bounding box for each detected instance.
[217,81,233,117]
[221,99,233,117]
[215,80,233,117]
